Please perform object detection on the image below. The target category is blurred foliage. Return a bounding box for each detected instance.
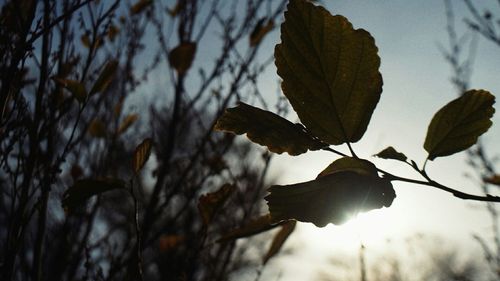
[0,0,289,280]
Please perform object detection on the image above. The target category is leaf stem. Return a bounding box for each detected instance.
[322,146,500,203]
[380,167,500,203]
[422,158,429,171]
[322,146,348,157]
[346,142,358,158]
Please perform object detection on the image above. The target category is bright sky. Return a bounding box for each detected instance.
[258,1,500,280]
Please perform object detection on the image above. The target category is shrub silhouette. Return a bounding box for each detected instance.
[0,0,290,280]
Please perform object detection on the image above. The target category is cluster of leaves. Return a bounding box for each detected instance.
[216,0,496,230]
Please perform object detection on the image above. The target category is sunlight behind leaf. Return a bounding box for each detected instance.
[266,157,395,227]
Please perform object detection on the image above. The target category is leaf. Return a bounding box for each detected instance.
[214,102,324,155]
[70,165,84,180]
[275,0,383,145]
[53,78,87,102]
[250,18,274,47]
[265,157,395,227]
[317,156,378,178]
[263,220,296,264]
[484,175,500,186]
[62,178,126,213]
[374,146,407,162]
[133,138,152,173]
[117,114,139,135]
[89,60,118,95]
[88,119,107,138]
[218,214,288,242]
[107,25,119,41]
[167,0,185,17]
[424,90,495,160]
[114,98,125,117]
[198,184,236,226]
[169,42,196,75]
[159,235,184,252]
[130,0,153,15]
[81,34,91,48]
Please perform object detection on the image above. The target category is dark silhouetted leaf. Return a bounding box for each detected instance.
[117,114,139,135]
[62,178,126,213]
[130,0,152,15]
[275,0,382,145]
[374,146,407,162]
[81,34,91,48]
[484,175,500,186]
[70,165,84,180]
[214,102,324,155]
[317,156,378,178]
[424,90,495,160]
[53,78,87,102]
[263,220,296,264]
[159,235,184,252]
[218,214,288,242]
[250,18,274,47]
[88,119,107,138]
[198,184,236,226]
[133,138,152,173]
[107,25,119,41]
[266,157,395,227]
[169,42,196,75]
[89,60,118,95]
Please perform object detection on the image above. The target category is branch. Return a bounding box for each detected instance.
[27,0,94,45]
[322,147,500,203]
[129,178,144,281]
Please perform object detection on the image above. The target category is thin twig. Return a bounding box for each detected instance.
[322,146,500,203]
[130,178,144,281]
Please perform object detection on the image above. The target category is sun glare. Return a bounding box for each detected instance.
[299,207,408,254]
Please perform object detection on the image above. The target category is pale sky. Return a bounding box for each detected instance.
[256,1,500,280]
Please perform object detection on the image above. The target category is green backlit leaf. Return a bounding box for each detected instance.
[275,0,382,145]
[214,102,324,155]
[317,156,378,178]
[374,146,407,162]
[424,90,495,160]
